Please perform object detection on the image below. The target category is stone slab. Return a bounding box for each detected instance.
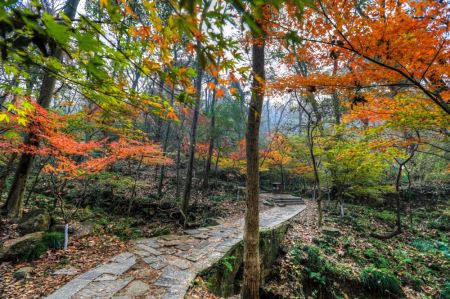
[47,201,306,299]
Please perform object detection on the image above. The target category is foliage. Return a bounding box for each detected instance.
[360,267,402,295]
[42,232,65,250]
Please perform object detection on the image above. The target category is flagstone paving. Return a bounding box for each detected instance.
[47,197,306,299]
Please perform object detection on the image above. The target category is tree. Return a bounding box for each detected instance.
[3,0,81,218]
[242,8,266,299]
[181,40,204,226]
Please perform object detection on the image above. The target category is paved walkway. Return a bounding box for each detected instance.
[47,200,306,299]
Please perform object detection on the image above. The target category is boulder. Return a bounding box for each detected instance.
[13,266,34,279]
[0,232,44,261]
[49,224,75,234]
[18,209,50,234]
[205,218,220,226]
[50,221,93,239]
[73,221,94,238]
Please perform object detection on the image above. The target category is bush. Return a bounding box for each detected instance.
[429,215,450,232]
[440,280,450,299]
[42,232,65,249]
[411,239,450,258]
[360,267,402,295]
[375,210,396,222]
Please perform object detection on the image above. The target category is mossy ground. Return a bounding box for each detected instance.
[264,199,449,299]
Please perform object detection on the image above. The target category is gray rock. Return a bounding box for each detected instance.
[13,266,33,279]
[116,280,149,297]
[94,256,136,276]
[95,273,117,281]
[0,231,44,261]
[46,277,92,299]
[160,234,178,241]
[205,218,220,226]
[18,209,50,234]
[53,267,78,276]
[74,277,132,298]
[50,221,93,239]
[149,259,167,270]
[160,255,191,270]
[73,221,94,238]
[136,243,162,255]
[111,252,134,263]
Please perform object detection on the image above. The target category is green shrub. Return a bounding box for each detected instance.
[42,232,65,249]
[429,215,450,232]
[290,245,303,265]
[411,239,435,252]
[23,242,47,261]
[324,261,354,281]
[411,239,450,257]
[375,210,396,222]
[303,245,323,271]
[440,280,450,299]
[110,220,142,240]
[360,267,402,295]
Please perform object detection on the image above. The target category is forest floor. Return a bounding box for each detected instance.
[263,199,450,299]
[1,179,448,299]
[0,175,263,299]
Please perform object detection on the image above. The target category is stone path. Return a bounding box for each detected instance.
[47,198,306,299]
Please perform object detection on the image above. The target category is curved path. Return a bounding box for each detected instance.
[47,199,305,299]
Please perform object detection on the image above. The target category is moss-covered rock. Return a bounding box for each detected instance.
[13,266,34,279]
[17,209,50,234]
[0,232,45,261]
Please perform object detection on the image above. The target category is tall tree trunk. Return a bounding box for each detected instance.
[181,42,203,225]
[202,74,219,189]
[158,88,175,198]
[0,153,17,196]
[395,164,403,233]
[330,56,342,202]
[308,121,322,227]
[3,0,80,218]
[242,37,265,299]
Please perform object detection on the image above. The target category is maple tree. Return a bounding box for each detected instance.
[0,0,449,298]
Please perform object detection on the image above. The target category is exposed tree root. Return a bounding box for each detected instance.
[370,229,402,240]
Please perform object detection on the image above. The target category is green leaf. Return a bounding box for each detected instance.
[76,31,101,52]
[42,13,70,45]
[4,130,19,139]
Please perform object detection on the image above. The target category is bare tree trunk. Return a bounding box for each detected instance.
[395,164,403,233]
[175,117,185,199]
[2,0,80,218]
[296,95,322,227]
[25,157,49,206]
[181,41,203,226]
[158,89,175,198]
[0,153,17,196]
[242,37,265,299]
[202,74,219,189]
[308,121,322,227]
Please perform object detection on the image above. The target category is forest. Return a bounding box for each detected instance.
[0,0,448,298]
